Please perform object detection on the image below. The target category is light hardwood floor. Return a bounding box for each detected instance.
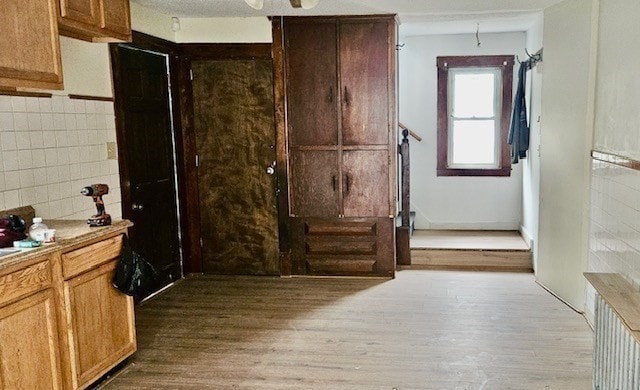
[102,271,592,389]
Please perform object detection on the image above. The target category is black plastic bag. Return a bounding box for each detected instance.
[112,235,157,297]
[0,215,27,248]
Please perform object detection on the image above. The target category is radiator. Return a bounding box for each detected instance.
[593,294,640,389]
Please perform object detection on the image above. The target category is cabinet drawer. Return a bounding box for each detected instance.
[62,235,123,279]
[0,258,52,307]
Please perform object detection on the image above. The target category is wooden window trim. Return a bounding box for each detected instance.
[436,55,514,177]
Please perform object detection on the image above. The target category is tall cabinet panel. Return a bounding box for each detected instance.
[291,150,340,218]
[342,150,390,217]
[340,21,390,146]
[280,16,396,277]
[286,21,339,146]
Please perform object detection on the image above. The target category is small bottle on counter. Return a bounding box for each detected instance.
[29,217,49,242]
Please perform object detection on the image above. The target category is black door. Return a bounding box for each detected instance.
[111,46,182,296]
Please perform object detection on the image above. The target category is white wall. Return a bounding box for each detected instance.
[58,37,113,98]
[399,32,525,230]
[522,13,544,268]
[586,0,640,322]
[130,3,272,44]
[536,0,598,310]
[175,17,272,43]
[130,2,176,42]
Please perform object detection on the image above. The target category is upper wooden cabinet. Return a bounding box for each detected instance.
[0,0,64,90]
[58,0,132,42]
[284,17,395,218]
[286,21,339,146]
[339,21,390,146]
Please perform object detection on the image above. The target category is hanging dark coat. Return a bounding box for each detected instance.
[508,61,530,164]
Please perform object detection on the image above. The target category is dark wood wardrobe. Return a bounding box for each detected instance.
[272,16,397,277]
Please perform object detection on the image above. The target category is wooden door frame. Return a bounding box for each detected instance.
[110,31,201,274]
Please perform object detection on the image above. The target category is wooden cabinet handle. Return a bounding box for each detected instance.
[328,86,333,103]
[343,86,350,105]
[332,175,337,191]
[343,175,350,193]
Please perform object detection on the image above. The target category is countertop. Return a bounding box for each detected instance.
[0,219,132,271]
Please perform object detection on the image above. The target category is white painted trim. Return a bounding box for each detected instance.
[519,225,534,248]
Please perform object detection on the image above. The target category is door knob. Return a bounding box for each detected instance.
[266,161,276,175]
[132,203,144,211]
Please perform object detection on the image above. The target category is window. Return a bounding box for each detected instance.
[436,55,514,176]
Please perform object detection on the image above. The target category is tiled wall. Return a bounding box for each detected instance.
[0,94,122,221]
[586,159,640,321]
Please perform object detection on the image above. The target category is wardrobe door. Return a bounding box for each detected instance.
[339,21,390,146]
[342,150,390,218]
[285,21,339,146]
[290,150,340,217]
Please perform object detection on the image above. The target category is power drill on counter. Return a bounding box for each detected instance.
[80,184,112,227]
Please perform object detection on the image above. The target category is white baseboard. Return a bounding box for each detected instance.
[520,226,534,248]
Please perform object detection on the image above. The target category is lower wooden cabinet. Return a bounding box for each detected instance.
[0,289,63,389]
[0,227,136,389]
[60,233,136,389]
[63,259,136,389]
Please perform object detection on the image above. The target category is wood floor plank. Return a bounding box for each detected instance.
[409,249,533,272]
[101,271,592,389]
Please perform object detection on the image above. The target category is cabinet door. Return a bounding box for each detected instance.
[99,0,131,37]
[290,150,340,217]
[59,0,100,25]
[285,21,339,146]
[342,150,390,217]
[339,21,390,145]
[0,0,63,90]
[65,261,136,388]
[0,290,62,390]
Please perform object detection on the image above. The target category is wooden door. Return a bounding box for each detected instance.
[342,150,390,217]
[192,60,279,275]
[0,290,63,390]
[64,261,136,388]
[285,21,339,146]
[112,46,182,291]
[290,150,340,217]
[339,21,390,146]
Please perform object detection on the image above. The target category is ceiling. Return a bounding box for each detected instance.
[134,0,563,35]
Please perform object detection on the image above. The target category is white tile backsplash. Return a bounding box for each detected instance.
[587,159,640,322]
[0,95,121,221]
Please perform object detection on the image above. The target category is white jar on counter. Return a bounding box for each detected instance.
[29,217,48,242]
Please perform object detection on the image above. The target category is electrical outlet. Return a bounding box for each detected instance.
[106,142,117,160]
